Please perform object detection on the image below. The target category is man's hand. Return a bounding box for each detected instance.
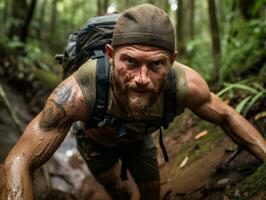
[182,65,266,161]
[1,75,89,200]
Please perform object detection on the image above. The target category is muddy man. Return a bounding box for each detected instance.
[1,3,266,200]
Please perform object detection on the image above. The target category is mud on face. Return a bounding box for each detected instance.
[110,45,172,119]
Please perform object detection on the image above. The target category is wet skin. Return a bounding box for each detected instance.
[105,44,176,119]
[1,44,266,200]
[0,76,89,200]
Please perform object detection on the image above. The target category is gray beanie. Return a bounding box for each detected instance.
[112,3,175,52]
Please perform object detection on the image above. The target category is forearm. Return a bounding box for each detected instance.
[2,155,33,200]
[222,111,266,161]
[192,93,266,161]
[0,118,67,200]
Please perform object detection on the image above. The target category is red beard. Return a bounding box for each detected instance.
[112,67,164,120]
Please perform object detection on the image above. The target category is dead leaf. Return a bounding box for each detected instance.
[255,111,266,120]
[224,99,230,104]
[223,195,230,200]
[179,156,189,168]
[195,130,208,140]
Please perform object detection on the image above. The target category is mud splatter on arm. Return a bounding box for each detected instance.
[1,75,90,200]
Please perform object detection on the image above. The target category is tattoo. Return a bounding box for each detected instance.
[58,117,73,133]
[39,84,81,133]
[39,99,66,132]
[53,84,74,105]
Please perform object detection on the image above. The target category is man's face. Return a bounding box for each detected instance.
[106,44,176,119]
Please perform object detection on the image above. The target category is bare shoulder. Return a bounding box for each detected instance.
[40,74,89,130]
[176,63,211,110]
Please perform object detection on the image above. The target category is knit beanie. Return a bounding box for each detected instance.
[112,3,175,52]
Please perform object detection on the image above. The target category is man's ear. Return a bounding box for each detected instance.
[105,44,114,65]
[170,51,178,65]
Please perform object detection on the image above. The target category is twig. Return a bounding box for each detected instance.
[0,84,24,133]
[42,165,52,191]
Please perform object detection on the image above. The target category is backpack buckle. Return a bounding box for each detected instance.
[97,116,115,127]
[91,49,105,59]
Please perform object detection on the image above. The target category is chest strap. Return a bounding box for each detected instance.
[85,55,110,129]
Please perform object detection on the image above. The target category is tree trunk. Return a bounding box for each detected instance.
[163,0,169,13]
[239,0,257,19]
[20,0,37,42]
[188,0,195,40]
[2,0,9,24]
[176,0,185,56]
[184,0,195,58]
[124,0,133,8]
[103,0,109,13]
[37,0,47,39]
[97,0,102,15]
[207,0,221,82]
[8,0,27,39]
[51,0,57,37]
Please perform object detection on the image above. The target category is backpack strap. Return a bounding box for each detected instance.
[162,64,188,129]
[160,65,188,162]
[163,68,177,129]
[175,63,188,114]
[85,54,111,129]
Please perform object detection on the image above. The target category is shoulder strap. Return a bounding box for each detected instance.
[175,64,188,113]
[160,66,188,162]
[163,68,177,129]
[85,55,111,128]
[162,64,188,129]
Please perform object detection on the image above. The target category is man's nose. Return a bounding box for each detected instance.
[134,65,150,87]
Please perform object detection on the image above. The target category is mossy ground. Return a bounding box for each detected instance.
[225,161,266,200]
[169,110,225,165]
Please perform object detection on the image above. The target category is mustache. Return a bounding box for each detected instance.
[126,83,159,93]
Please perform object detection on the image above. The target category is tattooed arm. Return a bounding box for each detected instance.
[1,75,89,200]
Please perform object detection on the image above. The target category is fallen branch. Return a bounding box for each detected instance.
[0,84,23,133]
[0,84,54,192]
[42,165,52,191]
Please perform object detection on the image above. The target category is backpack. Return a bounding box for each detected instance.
[57,14,185,165]
[56,13,120,78]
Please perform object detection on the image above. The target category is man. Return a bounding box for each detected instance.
[1,3,266,200]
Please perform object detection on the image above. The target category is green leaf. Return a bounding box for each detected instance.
[243,92,265,116]
[236,96,252,114]
[217,84,234,97]
[217,83,259,97]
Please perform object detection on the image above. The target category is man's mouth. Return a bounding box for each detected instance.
[130,88,149,95]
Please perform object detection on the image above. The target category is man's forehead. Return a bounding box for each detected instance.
[114,44,170,56]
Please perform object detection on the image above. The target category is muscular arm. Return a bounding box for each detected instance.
[183,66,266,161]
[1,75,89,200]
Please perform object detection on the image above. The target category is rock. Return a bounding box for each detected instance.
[217,178,230,185]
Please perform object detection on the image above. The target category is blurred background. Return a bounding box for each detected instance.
[0,0,265,199]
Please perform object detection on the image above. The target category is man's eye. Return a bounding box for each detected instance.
[150,60,163,69]
[125,58,137,67]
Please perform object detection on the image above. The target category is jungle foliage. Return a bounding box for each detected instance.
[0,0,265,114]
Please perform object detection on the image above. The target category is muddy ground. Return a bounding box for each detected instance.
[0,81,265,200]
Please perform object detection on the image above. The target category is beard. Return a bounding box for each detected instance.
[126,91,155,119]
[112,67,164,120]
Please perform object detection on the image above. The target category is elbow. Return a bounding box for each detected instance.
[218,105,236,127]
